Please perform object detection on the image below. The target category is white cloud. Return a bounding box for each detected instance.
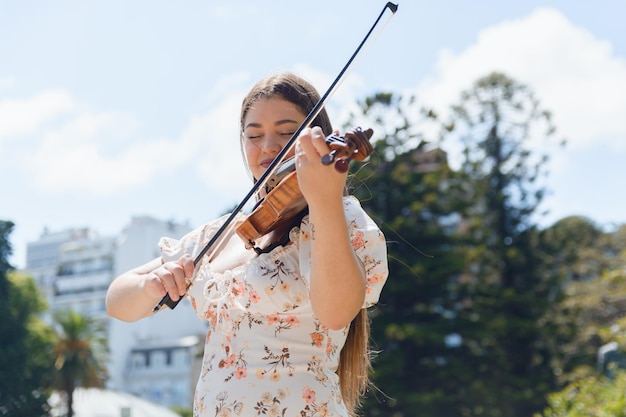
[25,110,191,195]
[8,75,251,197]
[0,89,75,141]
[189,87,251,196]
[8,69,359,199]
[417,7,626,151]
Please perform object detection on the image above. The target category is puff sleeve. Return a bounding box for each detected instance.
[296,196,388,308]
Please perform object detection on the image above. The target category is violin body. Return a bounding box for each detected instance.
[236,127,374,250]
[236,170,306,249]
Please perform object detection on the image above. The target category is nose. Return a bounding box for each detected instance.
[260,135,282,153]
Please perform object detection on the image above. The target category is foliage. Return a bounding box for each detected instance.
[437,71,566,417]
[540,218,626,384]
[171,407,192,417]
[541,216,616,282]
[0,221,56,416]
[537,370,626,417]
[52,310,109,417]
[347,92,474,416]
[350,72,569,417]
[571,257,626,371]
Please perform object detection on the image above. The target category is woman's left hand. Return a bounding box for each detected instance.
[295,126,347,207]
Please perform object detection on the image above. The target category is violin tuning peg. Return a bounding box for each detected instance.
[335,159,349,173]
[333,149,359,173]
[321,150,337,165]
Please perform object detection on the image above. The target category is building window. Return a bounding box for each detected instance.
[131,353,146,369]
[151,351,167,369]
[172,349,188,367]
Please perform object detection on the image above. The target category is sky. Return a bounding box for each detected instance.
[1,1,625,269]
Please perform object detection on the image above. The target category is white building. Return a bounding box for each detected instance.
[56,232,115,319]
[49,387,182,417]
[123,335,203,407]
[26,216,208,410]
[26,227,101,314]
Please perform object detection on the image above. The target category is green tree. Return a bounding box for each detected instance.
[441,72,565,417]
[346,93,471,416]
[541,216,615,283]
[554,242,626,381]
[52,310,109,417]
[350,72,568,417]
[539,216,621,384]
[0,221,56,416]
[537,226,626,416]
[538,370,626,417]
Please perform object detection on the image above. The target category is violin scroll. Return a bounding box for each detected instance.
[321,127,374,173]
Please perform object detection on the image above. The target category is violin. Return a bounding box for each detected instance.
[235,127,374,250]
[153,2,397,312]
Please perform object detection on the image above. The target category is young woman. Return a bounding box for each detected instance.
[106,72,388,417]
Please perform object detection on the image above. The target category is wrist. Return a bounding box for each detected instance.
[307,194,344,215]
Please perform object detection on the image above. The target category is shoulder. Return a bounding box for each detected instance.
[342,195,378,228]
[343,194,364,207]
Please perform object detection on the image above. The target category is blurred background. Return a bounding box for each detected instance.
[1,1,625,416]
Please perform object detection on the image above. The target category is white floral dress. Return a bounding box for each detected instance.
[159,196,388,417]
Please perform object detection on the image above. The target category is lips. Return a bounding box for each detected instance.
[259,159,274,169]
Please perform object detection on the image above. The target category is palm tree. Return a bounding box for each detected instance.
[52,309,109,417]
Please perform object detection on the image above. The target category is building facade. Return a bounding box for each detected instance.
[26,216,207,409]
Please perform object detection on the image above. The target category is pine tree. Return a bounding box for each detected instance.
[347,93,470,416]
[443,72,564,416]
[351,72,567,417]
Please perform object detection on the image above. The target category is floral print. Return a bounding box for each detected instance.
[160,196,388,417]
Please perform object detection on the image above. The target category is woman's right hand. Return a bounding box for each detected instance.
[145,254,195,302]
[106,253,195,321]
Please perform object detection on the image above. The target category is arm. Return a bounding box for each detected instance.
[308,198,366,330]
[105,254,194,322]
[296,127,366,330]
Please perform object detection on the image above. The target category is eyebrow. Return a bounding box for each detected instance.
[244,119,300,130]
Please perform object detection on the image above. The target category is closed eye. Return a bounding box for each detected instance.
[244,132,262,140]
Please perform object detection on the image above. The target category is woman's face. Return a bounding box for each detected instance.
[242,96,306,181]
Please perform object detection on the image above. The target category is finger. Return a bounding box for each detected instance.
[298,128,319,158]
[295,128,311,159]
[294,141,306,159]
[179,254,195,279]
[160,263,187,300]
[162,266,181,300]
[144,273,167,298]
[310,126,332,158]
[171,263,190,296]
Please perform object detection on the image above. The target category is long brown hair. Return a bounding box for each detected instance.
[240,72,372,416]
[337,308,372,415]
